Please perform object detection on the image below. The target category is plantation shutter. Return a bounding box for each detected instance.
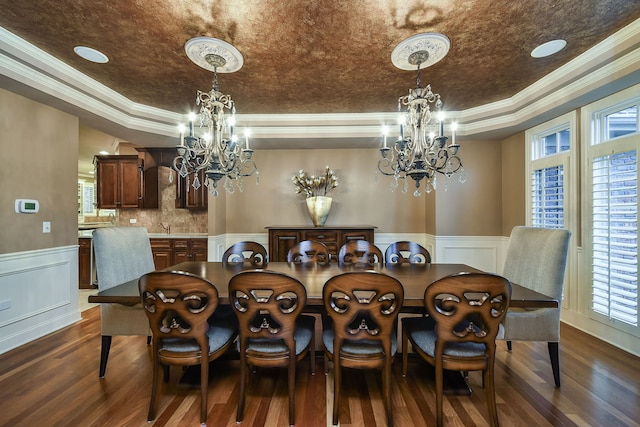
[532,165,564,228]
[591,150,638,326]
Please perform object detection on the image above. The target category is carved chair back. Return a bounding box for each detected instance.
[337,240,384,268]
[222,241,268,268]
[287,240,331,266]
[385,241,431,266]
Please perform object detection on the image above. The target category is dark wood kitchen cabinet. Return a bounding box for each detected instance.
[94,155,158,209]
[175,169,208,209]
[78,238,93,289]
[266,225,376,262]
[173,238,208,263]
[150,238,208,269]
[150,238,174,270]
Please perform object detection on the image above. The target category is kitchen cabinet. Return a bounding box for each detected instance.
[266,226,375,262]
[150,238,208,269]
[78,238,93,289]
[150,238,173,270]
[175,169,208,209]
[94,155,158,209]
[174,238,208,263]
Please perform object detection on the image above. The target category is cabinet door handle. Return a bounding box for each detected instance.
[317,235,325,239]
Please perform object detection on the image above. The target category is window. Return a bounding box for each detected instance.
[585,88,640,334]
[526,114,574,230]
[605,106,638,139]
[531,166,564,228]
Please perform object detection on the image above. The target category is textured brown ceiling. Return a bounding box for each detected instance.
[0,0,639,115]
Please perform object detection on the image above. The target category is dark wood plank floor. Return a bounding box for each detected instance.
[1,306,639,426]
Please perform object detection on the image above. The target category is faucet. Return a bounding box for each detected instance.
[160,223,171,234]
[108,212,116,225]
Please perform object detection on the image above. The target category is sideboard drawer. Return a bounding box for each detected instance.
[305,230,338,242]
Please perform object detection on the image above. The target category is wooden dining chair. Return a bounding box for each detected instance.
[222,241,268,267]
[402,272,511,427]
[287,240,331,265]
[385,241,431,266]
[92,226,155,378]
[323,271,404,427]
[229,270,315,426]
[337,240,384,267]
[138,271,238,424]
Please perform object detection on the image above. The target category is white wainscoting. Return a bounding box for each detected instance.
[0,245,81,355]
[430,234,509,273]
[209,232,508,272]
[208,234,270,262]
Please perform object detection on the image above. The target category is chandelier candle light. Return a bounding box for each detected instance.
[377,32,466,197]
[173,37,258,196]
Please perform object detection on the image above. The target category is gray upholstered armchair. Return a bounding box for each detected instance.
[93,226,156,377]
[501,226,571,387]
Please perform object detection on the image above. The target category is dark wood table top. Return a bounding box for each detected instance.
[88,261,558,310]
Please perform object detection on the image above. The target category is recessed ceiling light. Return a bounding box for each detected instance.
[531,39,567,58]
[99,151,109,155]
[74,46,109,63]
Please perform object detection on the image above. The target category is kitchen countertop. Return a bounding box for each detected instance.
[78,230,208,239]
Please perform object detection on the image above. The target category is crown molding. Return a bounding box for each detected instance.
[1,19,640,146]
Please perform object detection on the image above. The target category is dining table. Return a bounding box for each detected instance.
[88,260,559,311]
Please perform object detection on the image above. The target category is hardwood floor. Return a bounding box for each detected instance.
[1,306,639,426]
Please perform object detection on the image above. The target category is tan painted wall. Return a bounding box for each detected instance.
[0,88,78,253]
[501,131,526,236]
[434,139,503,236]
[221,149,429,234]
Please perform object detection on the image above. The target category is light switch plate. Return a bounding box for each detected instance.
[43,221,51,233]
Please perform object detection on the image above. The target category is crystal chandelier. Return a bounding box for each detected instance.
[377,33,466,197]
[174,37,258,196]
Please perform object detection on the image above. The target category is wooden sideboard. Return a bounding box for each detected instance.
[266,225,376,262]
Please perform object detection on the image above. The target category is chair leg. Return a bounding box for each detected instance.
[288,357,296,426]
[310,326,316,375]
[200,356,208,424]
[484,365,499,427]
[148,355,162,422]
[237,354,247,423]
[435,361,444,427]
[324,353,329,375]
[548,342,561,387]
[99,335,112,378]
[506,340,512,351]
[384,358,393,427]
[332,359,341,426]
[402,328,408,377]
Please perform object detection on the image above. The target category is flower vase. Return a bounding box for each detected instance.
[306,196,332,227]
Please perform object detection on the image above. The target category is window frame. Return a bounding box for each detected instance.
[525,112,576,233]
[582,84,640,337]
[525,112,577,310]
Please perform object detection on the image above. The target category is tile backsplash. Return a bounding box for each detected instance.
[88,166,208,234]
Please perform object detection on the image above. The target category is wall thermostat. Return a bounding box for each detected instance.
[15,199,40,214]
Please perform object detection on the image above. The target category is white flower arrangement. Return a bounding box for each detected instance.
[291,166,339,198]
